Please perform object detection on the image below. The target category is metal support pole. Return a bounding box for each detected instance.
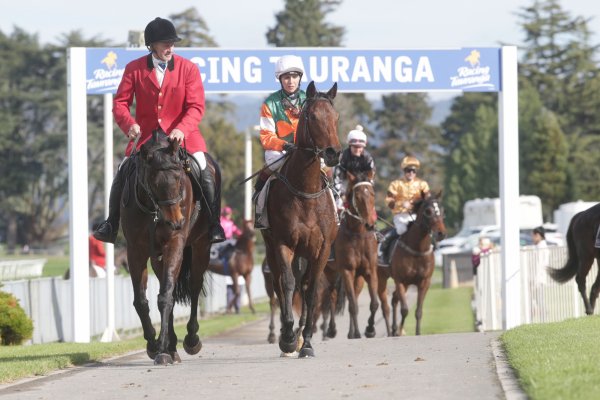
[101,93,120,342]
[67,47,90,342]
[499,46,521,330]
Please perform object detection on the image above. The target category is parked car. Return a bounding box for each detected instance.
[434,225,499,266]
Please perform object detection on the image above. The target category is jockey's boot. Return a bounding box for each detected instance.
[93,159,129,244]
[252,168,272,202]
[595,226,600,248]
[200,167,226,244]
[378,229,398,265]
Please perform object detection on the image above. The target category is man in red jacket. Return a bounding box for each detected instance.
[93,17,225,244]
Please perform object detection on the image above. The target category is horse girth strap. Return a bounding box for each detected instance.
[272,171,332,199]
[396,238,433,257]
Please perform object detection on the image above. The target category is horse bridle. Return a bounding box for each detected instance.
[295,96,339,161]
[343,181,375,228]
[136,156,185,223]
[396,198,442,257]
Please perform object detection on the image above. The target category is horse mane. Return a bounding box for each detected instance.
[140,130,181,171]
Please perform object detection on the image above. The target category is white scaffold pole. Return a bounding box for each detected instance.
[101,93,120,342]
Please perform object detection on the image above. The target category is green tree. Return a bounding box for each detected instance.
[371,93,444,214]
[443,102,498,230]
[169,8,218,47]
[266,0,345,47]
[517,0,600,203]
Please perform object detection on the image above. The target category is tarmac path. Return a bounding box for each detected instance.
[0,286,522,400]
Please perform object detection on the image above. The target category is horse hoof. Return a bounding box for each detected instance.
[279,339,297,354]
[146,342,159,360]
[298,347,315,358]
[267,333,276,344]
[280,351,297,358]
[154,353,173,365]
[170,351,182,363]
[183,334,202,355]
[296,336,305,352]
[327,328,337,339]
[365,326,376,338]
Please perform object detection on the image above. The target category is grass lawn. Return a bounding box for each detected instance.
[502,316,600,399]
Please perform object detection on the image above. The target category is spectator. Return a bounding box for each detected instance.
[89,222,107,278]
[472,236,493,275]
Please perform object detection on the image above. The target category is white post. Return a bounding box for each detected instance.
[498,46,521,330]
[67,47,90,343]
[101,93,120,342]
[244,127,252,221]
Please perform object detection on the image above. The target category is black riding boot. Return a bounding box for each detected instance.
[378,229,398,265]
[93,161,127,244]
[200,167,226,244]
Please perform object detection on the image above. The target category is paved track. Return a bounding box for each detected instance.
[0,288,524,399]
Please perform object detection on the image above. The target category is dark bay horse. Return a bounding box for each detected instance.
[330,170,379,339]
[261,81,341,357]
[549,203,600,315]
[383,192,446,336]
[208,220,256,313]
[121,131,215,365]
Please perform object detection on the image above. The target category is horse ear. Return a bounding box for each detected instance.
[367,169,375,182]
[327,82,338,99]
[307,81,316,98]
[168,137,180,155]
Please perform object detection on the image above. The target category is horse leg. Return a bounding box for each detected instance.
[364,269,379,338]
[244,273,256,314]
[590,255,600,313]
[377,270,392,336]
[576,257,594,315]
[183,244,208,356]
[299,269,321,358]
[342,269,361,339]
[391,287,400,336]
[274,250,297,354]
[415,280,431,336]
[265,272,277,344]
[167,311,181,363]
[154,246,186,365]
[326,283,338,339]
[129,260,158,360]
[227,275,239,313]
[397,284,409,336]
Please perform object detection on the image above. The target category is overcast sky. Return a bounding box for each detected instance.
[1,0,598,49]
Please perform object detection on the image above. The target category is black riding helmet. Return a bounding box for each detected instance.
[144,17,181,46]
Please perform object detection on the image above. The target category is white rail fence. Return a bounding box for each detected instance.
[2,267,267,344]
[474,246,599,331]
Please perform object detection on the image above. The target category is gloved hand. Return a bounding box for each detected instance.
[283,142,295,152]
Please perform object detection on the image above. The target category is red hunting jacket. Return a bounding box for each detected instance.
[113,53,206,156]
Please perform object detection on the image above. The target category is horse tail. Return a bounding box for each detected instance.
[334,272,346,315]
[174,246,194,305]
[548,216,579,283]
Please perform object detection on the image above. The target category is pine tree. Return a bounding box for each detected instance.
[169,8,218,47]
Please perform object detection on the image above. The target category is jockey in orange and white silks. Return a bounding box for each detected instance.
[259,55,306,172]
[385,155,430,236]
[253,55,307,229]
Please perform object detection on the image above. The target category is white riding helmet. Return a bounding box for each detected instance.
[347,125,367,147]
[275,55,305,80]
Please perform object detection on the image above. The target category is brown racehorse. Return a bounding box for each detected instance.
[384,191,446,336]
[549,203,600,315]
[330,170,379,339]
[120,131,215,365]
[208,220,256,313]
[261,81,341,357]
